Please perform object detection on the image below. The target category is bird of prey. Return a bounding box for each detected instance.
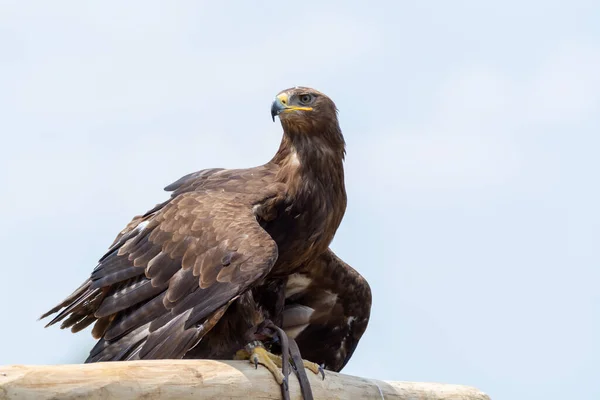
[41,87,372,400]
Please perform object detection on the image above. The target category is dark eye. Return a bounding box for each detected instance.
[299,94,313,104]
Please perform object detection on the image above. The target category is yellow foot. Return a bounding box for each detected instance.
[235,342,288,388]
[236,344,325,380]
[300,360,325,379]
[264,351,323,376]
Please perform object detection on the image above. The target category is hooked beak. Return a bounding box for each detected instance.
[271,97,286,122]
[270,92,313,122]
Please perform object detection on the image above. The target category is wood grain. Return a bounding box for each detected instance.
[0,360,491,400]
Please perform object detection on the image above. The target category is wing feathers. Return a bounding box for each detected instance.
[140,311,199,359]
[90,265,145,289]
[132,245,161,267]
[41,167,283,363]
[87,324,150,362]
[282,304,314,329]
[146,252,182,287]
[165,267,197,305]
[104,294,166,341]
[39,279,92,320]
[180,288,234,328]
[95,278,167,318]
[70,315,97,333]
[44,283,103,328]
[283,249,372,372]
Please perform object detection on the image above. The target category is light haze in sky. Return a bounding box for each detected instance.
[1,2,599,400]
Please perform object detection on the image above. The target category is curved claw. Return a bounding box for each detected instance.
[319,364,325,380]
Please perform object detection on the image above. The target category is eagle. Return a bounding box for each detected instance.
[41,87,372,400]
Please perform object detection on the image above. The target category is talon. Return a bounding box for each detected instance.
[240,344,288,392]
[301,358,323,377]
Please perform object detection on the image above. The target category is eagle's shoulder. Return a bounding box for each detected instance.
[163,168,227,194]
[111,165,279,246]
[164,165,278,197]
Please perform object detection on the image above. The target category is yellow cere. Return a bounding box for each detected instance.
[276,93,289,105]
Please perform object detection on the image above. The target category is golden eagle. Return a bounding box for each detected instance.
[41,87,372,400]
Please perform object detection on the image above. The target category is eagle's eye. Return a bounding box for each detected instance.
[298,94,313,104]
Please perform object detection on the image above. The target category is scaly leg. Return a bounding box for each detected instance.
[258,320,320,400]
[235,340,291,400]
[236,319,322,400]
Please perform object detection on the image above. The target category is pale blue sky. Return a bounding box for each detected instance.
[1,2,599,399]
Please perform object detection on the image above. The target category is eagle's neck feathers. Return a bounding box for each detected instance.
[263,124,347,271]
[270,127,346,202]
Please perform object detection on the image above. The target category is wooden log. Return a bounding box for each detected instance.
[0,360,490,400]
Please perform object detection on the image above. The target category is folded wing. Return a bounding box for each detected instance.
[282,250,372,372]
[41,168,282,362]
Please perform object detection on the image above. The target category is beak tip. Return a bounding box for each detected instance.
[270,98,285,122]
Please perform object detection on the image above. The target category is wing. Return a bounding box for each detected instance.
[281,249,372,372]
[41,167,283,362]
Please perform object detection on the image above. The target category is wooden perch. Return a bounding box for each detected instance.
[0,360,490,400]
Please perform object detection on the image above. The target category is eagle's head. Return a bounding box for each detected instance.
[270,87,340,138]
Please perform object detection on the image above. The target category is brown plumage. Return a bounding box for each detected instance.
[41,86,371,374]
